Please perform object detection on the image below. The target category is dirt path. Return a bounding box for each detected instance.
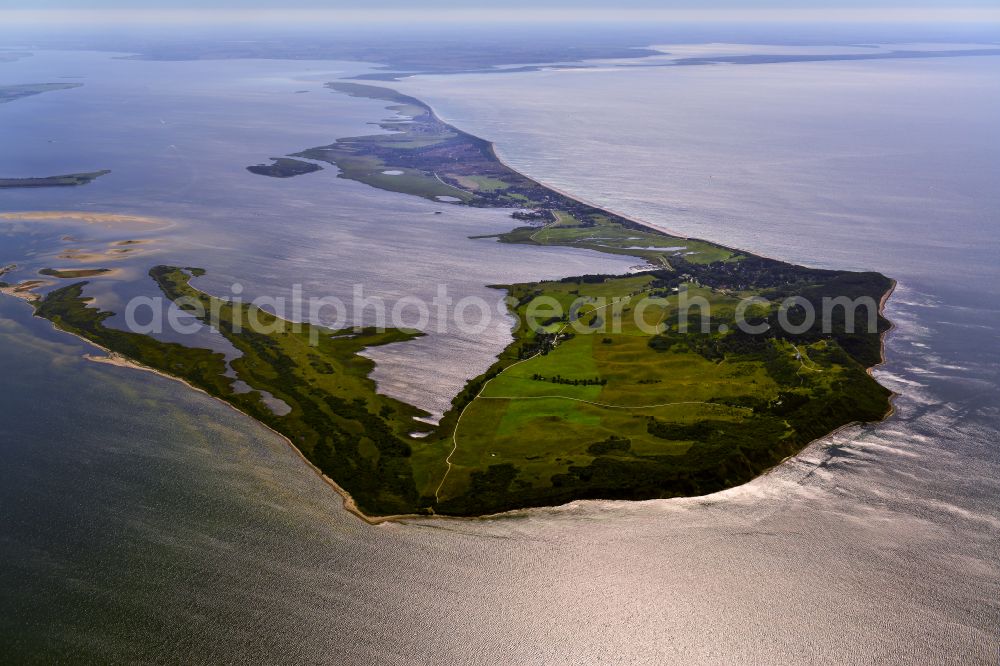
[434,297,630,502]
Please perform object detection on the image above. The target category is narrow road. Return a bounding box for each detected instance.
[435,296,650,502]
[791,343,824,372]
[432,171,470,197]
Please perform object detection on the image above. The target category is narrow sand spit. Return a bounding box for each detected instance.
[59,247,150,262]
[0,281,47,302]
[42,267,124,279]
[0,211,170,227]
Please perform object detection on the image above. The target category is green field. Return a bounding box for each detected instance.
[27,258,892,518]
[33,268,441,518]
[428,271,892,514]
[12,82,897,520]
[504,211,735,265]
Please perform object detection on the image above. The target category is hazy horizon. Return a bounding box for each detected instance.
[2,1,1000,27]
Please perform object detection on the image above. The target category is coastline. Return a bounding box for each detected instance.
[423,93,885,275]
[412,276,902,525]
[421,94,745,257]
[2,229,898,525]
[872,279,900,420]
[0,252,900,527]
[0,284,397,525]
[0,90,901,525]
[85,350,396,525]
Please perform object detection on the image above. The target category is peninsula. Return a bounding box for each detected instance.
[18,83,895,520]
[0,82,82,105]
[246,158,322,178]
[0,170,110,189]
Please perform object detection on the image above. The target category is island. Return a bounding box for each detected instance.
[39,268,113,279]
[0,52,31,64]
[0,82,82,105]
[16,83,895,521]
[0,170,110,189]
[246,157,323,178]
[0,85,107,191]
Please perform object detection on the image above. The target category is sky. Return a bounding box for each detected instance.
[8,0,1000,7]
[1,0,998,25]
